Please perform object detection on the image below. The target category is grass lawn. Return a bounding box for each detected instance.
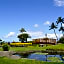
[0,44,64,51]
[43,44,64,50]
[9,44,64,51]
[0,44,64,64]
[10,46,43,52]
[0,57,64,64]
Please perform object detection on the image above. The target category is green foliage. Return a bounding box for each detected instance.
[0,41,5,45]
[2,44,10,51]
[0,39,2,41]
[56,17,64,37]
[18,28,31,42]
[49,22,57,30]
[18,33,31,42]
[49,22,58,41]
[56,17,64,24]
[57,37,64,44]
[47,57,62,62]
[20,28,26,33]
[0,57,64,64]
[34,52,48,55]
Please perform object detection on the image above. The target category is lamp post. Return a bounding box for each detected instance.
[45,34,47,47]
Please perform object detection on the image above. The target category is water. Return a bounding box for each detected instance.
[14,53,64,62]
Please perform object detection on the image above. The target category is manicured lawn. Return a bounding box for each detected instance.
[0,44,64,64]
[0,44,64,51]
[0,57,64,64]
[9,44,64,51]
[43,44,64,50]
[10,46,43,52]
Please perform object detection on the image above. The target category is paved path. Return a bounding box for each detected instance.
[0,51,21,59]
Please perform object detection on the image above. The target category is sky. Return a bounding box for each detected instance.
[0,0,64,42]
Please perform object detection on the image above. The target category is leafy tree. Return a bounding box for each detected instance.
[18,28,31,42]
[18,33,31,42]
[49,22,58,41]
[0,39,2,41]
[0,39,2,45]
[57,37,64,44]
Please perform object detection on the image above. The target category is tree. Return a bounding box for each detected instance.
[19,28,26,33]
[0,39,2,45]
[56,17,64,37]
[18,28,31,42]
[49,22,58,41]
[57,37,64,44]
[0,39,2,41]
[18,33,31,42]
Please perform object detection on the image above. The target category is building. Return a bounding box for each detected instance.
[33,38,56,45]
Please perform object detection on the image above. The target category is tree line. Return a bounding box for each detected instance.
[49,17,64,44]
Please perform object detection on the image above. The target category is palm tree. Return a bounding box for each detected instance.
[56,17,64,37]
[0,39,2,41]
[20,28,26,33]
[59,26,64,37]
[56,17,64,25]
[49,22,58,42]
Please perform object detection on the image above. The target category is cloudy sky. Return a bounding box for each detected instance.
[0,0,64,42]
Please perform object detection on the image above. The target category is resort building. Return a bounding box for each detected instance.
[33,38,56,45]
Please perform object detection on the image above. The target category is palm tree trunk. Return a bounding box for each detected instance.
[54,29,58,44]
[62,31,64,37]
[61,23,64,37]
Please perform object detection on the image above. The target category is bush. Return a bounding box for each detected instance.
[57,37,64,44]
[2,44,10,51]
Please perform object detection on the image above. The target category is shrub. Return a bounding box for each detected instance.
[2,44,10,51]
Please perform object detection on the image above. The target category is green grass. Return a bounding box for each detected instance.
[47,57,62,62]
[34,52,48,55]
[9,44,64,52]
[42,44,64,50]
[0,57,64,64]
[10,46,43,52]
[0,44,64,52]
[0,44,64,64]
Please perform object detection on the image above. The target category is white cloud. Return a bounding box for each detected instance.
[47,33,57,39]
[54,0,64,6]
[60,34,63,37]
[44,21,50,25]
[47,33,63,39]
[17,31,43,41]
[34,24,39,28]
[4,32,15,38]
[62,24,64,26]
[27,31,43,37]
[17,30,63,40]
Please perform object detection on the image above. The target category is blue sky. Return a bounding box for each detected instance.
[0,0,64,42]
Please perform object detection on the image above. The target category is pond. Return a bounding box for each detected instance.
[14,53,64,62]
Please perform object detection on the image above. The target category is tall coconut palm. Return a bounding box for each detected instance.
[0,39,2,41]
[56,17,64,37]
[59,26,64,37]
[20,28,26,33]
[56,17,64,24]
[49,22,58,42]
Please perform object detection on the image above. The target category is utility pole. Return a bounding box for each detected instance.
[45,34,47,47]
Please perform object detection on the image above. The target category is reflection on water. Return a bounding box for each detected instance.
[15,53,64,62]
